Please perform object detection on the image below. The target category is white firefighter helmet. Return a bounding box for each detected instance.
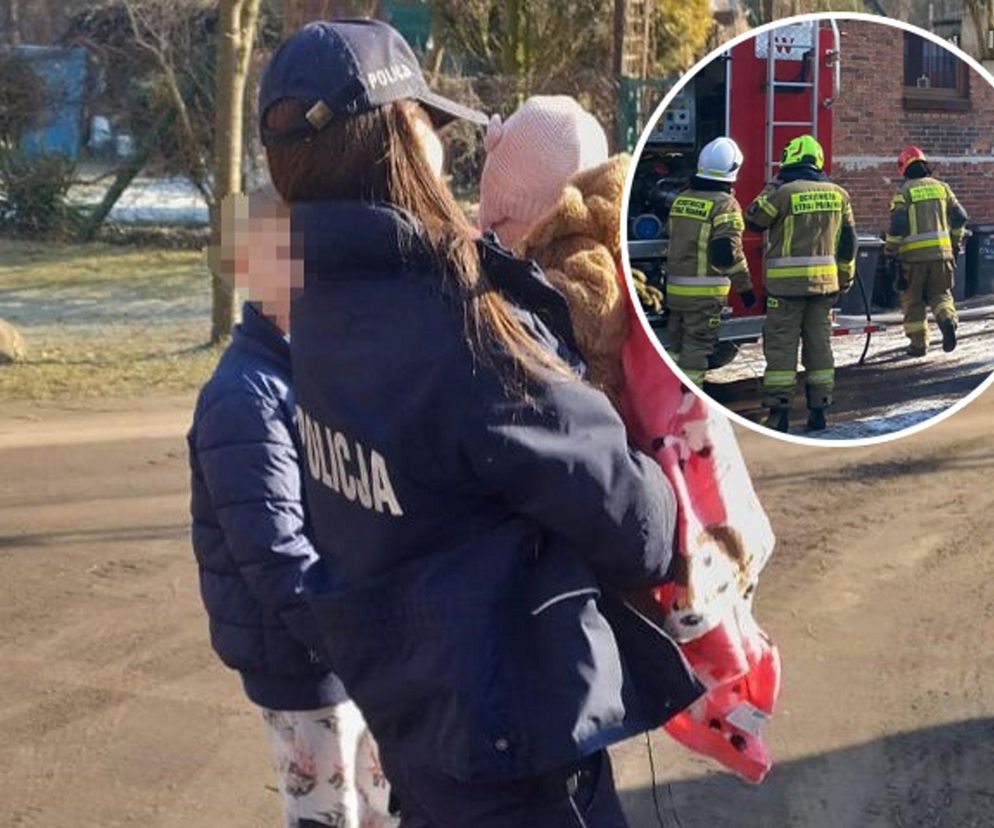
[697,137,744,183]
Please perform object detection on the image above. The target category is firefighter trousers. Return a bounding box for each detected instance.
[762,294,836,410]
[666,298,724,386]
[900,260,958,350]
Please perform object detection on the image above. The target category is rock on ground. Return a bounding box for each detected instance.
[0,318,26,364]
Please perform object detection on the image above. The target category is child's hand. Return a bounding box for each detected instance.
[631,268,663,313]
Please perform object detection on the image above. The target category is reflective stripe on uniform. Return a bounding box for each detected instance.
[838,261,854,276]
[755,196,778,217]
[712,212,745,230]
[767,265,838,278]
[763,370,797,387]
[782,215,795,257]
[668,275,731,297]
[697,222,710,277]
[681,368,707,385]
[904,320,928,333]
[767,255,836,268]
[900,230,951,253]
[766,254,837,279]
[725,258,749,274]
[806,368,835,386]
[934,297,957,317]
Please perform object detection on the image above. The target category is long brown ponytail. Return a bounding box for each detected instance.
[264,98,572,391]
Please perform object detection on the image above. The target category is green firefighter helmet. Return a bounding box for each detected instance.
[781,134,825,170]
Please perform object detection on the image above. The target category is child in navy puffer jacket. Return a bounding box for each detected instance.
[188,190,396,828]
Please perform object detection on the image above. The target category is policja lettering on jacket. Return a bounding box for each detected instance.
[297,407,404,516]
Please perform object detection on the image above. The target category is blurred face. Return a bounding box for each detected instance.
[220,186,302,333]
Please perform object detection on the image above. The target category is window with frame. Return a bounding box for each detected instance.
[903,33,970,111]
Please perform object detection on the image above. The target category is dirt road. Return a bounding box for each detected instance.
[1,392,993,827]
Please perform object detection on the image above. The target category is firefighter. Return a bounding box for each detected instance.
[665,136,756,386]
[885,145,968,357]
[745,134,857,433]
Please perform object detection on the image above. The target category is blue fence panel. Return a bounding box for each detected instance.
[12,45,88,160]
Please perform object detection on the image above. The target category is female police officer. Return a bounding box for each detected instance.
[258,20,700,827]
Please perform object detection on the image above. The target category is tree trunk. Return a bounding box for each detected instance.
[77,109,176,243]
[210,0,263,344]
[7,0,21,45]
[965,0,994,61]
[284,0,381,37]
[283,0,307,37]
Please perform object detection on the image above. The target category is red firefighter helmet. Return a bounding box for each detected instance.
[898,145,927,175]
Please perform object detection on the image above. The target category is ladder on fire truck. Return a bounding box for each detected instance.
[763,19,841,181]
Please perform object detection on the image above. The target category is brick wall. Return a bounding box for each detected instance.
[831,20,994,233]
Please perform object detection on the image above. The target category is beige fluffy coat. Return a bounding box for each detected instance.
[519,154,631,404]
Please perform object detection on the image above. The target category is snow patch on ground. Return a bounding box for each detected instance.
[816,405,956,441]
[69,176,209,226]
[706,315,994,441]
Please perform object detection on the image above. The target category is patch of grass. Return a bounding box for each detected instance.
[0,238,223,401]
[1,238,206,303]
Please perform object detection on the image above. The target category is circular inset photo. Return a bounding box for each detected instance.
[623,12,994,445]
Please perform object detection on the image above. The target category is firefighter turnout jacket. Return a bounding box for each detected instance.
[746,178,856,295]
[666,189,752,307]
[886,176,968,263]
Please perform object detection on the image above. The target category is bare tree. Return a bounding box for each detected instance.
[122,0,213,201]
[434,0,614,106]
[964,0,994,62]
[210,0,263,343]
[751,0,866,22]
[282,0,381,36]
[1,0,22,45]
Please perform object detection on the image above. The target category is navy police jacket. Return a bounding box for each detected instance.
[289,202,702,781]
[188,302,346,710]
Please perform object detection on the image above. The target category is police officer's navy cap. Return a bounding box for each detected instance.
[260,19,489,145]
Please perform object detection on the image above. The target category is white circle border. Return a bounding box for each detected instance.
[619,10,994,450]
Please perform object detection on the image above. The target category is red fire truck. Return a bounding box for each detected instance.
[627,19,884,366]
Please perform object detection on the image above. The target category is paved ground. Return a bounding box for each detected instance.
[1,392,993,827]
[703,312,994,441]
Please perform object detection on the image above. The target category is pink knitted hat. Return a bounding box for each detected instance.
[479,95,609,249]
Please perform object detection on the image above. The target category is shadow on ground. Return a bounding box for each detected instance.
[620,719,994,828]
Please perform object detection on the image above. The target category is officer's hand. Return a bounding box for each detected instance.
[739,289,757,308]
[840,282,854,295]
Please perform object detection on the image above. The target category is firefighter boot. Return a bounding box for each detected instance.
[806,408,827,432]
[763,408,790,433]
[938,317,957,353]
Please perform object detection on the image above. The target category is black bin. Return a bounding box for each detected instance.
[966,224,994,298]
[953,253,969,302]
[837,234,884,315]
